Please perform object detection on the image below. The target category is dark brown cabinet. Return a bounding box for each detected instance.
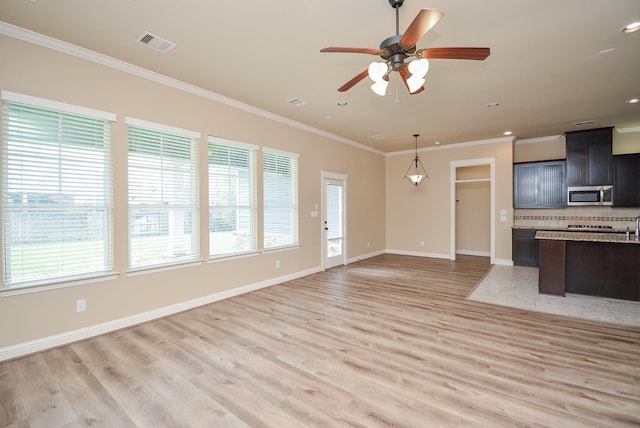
[512,229,539,266]
[613,153,640,207]
[513,160,566,208]
[566,127,613,186]
[538,240,565,296]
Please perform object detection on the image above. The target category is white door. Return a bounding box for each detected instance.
[323,175,346,269]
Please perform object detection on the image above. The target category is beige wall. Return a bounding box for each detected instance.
[514,129,640,162]
[613,129,640,155]
[0,36,386,350]
[385,139,514,263]
[514,136,566,163]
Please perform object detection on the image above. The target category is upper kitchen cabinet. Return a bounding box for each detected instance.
[565,127,613,186]
[514,160,566,208]
[613,153,640,207]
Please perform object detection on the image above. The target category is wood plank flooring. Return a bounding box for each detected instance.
[1,254,639,427]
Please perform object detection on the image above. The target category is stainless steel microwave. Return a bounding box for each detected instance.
[567,185,613,206]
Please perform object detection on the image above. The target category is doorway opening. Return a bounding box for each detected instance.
[449,158,495,264]
[321,171,347,270]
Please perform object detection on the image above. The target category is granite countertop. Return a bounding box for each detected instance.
[535,230,640,244]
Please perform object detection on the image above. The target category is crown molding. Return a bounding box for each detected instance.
[514,135,563,145]
[386,136,514,157]
[0,21,385,156]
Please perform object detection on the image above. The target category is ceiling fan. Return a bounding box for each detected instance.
[320,0,490,95]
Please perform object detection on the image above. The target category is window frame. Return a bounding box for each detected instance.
[262,147,299,251]
[126,117,201,272]
[207,136,258,260]
[1,91,117,292]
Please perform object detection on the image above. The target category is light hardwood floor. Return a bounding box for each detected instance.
[1,254,639,427]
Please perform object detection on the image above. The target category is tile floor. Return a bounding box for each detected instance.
[468,265,640,327]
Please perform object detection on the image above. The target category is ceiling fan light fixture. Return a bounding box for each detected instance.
[409,58,429,78]
[407,75,426,93]
[371,79,389,96]
[368,62,388,82]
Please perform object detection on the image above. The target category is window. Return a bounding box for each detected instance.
[127,117,199,270]
[1,92,115,288]
[263,149,298,249]
[208,137,257,258]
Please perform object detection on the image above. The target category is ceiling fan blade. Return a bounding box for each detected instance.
[321,47,382,55]
[337,69,369,92]
[419,47,491,60]
[399,9,444,47]
[398,66,425,95]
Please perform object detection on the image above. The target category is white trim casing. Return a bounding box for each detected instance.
[1,90,117,121]
[450,157,496,264]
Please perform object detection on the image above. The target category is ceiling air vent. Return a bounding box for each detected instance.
[574,120,594,127]
[286,98,308,107]
[136,31,175,53]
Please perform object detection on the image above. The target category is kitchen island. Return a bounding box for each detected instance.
[536,231,640,301]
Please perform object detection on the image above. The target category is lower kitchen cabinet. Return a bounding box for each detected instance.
[512,229,539,267]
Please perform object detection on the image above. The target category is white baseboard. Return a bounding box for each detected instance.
[493,258,514,266]
[0,266,322,362]
[385,249,452,260]
[456,250,491,257]
[346,249,385,264]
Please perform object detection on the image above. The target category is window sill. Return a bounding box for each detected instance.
[262,244,301,254]
[209,250,260,263]
[0,272,119,297]
[126,259,203,277]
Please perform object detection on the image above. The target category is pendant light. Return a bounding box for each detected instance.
[404,134,428,186]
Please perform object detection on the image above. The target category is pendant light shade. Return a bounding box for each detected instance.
[404,134,429,186]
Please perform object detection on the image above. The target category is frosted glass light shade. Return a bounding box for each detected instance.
[407,75,425,93]
[371,79,388,96]
[409,58,429,77]
[368,62,388,82]
[404,156,429,186]
[407,58,429,93]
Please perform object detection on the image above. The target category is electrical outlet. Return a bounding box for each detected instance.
[76,299,86,313]
[420,241,425,247]
[275,259,280,268]
[367,242,370,248]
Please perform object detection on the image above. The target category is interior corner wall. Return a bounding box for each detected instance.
[385,140,513,262]
[0,34,385,353]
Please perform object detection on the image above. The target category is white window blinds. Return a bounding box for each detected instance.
[263,149,298,249]
[127,118,199,269]
[2,95,115,288]
[208,137,257,258]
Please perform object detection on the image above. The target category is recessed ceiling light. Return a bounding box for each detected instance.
[625,97,639,104]
[574,120,594,127]
[504,131,513,136]
[620,21,640,34]
[487,102,500,108]
[336,101,348,106]
[598,48,615,56]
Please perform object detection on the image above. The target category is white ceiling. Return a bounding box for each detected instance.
[1,0,639,153]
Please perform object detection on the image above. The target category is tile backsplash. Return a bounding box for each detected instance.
[514,207,640,231]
